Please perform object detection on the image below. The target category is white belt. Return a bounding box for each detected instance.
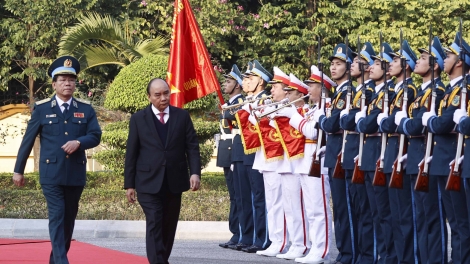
[366,132,382,137]
[232,129,240,135]
[220,134,235,140]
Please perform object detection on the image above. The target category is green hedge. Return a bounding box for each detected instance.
[0,189,229,221]
[0,172,229,221]
[0,172,226,191]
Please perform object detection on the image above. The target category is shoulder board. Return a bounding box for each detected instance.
[35,98,51,105]
[75,98,91,105]
[237,98,244,104]
[389,88,395,92]
[437,86,445,93]
[367,87,374,92]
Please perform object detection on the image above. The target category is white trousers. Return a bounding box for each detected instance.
[299,173,333,260]
[280,173,310,253]
[263,171,287,251]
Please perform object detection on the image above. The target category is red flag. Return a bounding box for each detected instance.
[167,0,224,108]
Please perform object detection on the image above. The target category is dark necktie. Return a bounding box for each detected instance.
[158,112,165,124]
[62,103,69,115]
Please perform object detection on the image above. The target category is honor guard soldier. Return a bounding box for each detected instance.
[13,56,102,264]
[453,91,470,223]
[218,64,244,249]
[422,32,470,263]
[395,36,447,263]
[313,43,357,264]
[355,42,396,263]
[255,66,290,257]
[238,60,272,253]
[340,41,376,264]
[377,39,418,264]
[229,61,255,251]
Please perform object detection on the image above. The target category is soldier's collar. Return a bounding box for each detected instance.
[450,75,463,88]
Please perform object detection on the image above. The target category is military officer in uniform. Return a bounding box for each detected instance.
[422,32,470,263]
[355,42,396,263]
[340,42,376,264]
[13,56,102,264]
[218,64,244,248]
[395,36,447,263]
[377,39,417,264]
[313,43,356,264]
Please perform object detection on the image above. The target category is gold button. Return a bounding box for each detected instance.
[83,161,85,164]
[79,121,81,124]
[64,121,67,124]
[49,121,52,124]
[65,132,68,135]
[46,159,49,163]
[228,147,231,150]
[434,142,436,146]
[66,155,69,158]
[408,142,410,145]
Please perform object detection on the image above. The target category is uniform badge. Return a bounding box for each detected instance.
[74,112,85,118]
[377,98,383,110]
[355,99,361,108]
[337,47,343,54]
[64,59,72,67]
[395,96,402,107]
[336,99,345,109]
[46,114,56,118]
[452,95,460,107]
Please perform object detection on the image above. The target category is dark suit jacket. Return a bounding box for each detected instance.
[124,105,201,194]
[14,95,101,186]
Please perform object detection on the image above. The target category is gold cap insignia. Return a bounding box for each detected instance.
[64,59,72,67]
[337,47,343,54]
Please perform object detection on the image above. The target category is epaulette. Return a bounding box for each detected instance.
[35,98,51,105]
[437,86,445,93]
[237,98,244,104]
[367,87,374,92]
[75,98,91,105]
[389,88,395,92]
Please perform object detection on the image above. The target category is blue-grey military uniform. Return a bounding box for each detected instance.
[14,54,101,264]
[340,41,376,264]
[397,36,448,263]
[425,32,470,263]
[318,43,356,264]
[457,96,470,234]
[379,40,418,264]
[233,60,271,251]
[218,64,245,245]
[356,42,396,264]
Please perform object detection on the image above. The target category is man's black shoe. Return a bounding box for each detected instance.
[228,243,250,250]
[218,241,237,248]
[242,245,264,253]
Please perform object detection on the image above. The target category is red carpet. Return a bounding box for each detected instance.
[0,239,148,263]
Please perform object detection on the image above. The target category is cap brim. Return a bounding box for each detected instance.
[283,87,295,91]
[54,70,77,76]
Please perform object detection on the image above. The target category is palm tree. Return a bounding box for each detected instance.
[58,12,168,71]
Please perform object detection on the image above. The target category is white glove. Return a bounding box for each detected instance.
[355,106,367,123]
[313,108,325,123]
[340,108,349,118]
[353,155,359,163]
[399,153,408,169]
[453,109,467,125]
[421,111,436,127]
[230,164,234,171]
[275,106,296,118]
[241,103,251,112]
[221,103,228,108]
[317,146,326,156]
[417,155,432,167]
[449,155,465,169]
[269,120,276,128]
[377,112,388,126]
[248,113,257,125]
[395,110,407,126]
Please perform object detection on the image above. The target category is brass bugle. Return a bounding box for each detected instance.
[251,98,288,111]
[257,94,309,118]
[221,95,272,111]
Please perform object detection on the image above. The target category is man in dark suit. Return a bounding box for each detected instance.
[124,78,201,264]
[13,56,102,264]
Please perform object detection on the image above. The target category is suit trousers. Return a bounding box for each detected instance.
[223,167,240,243]
[138,180,182,264]
[410,174,428,263]
[233,161,254,245]
[41,184,84,264]
[247,165,269,248]
[263,171,287,251]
